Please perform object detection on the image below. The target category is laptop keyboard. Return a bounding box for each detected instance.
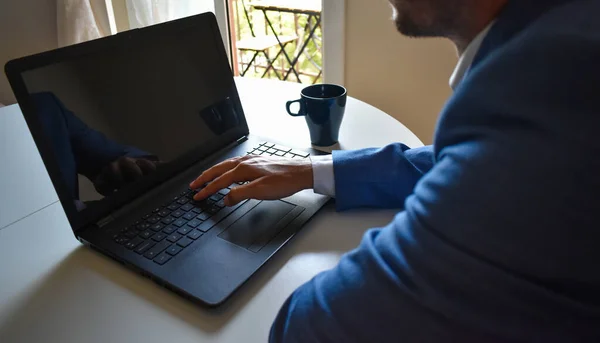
[247,142,310,158]
[111,142,310,266]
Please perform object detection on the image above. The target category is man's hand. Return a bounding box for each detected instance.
[189,155,313,206]
[93,156,158,196]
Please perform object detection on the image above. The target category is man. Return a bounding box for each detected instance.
[191,0,600,341]
[32,92,160,205]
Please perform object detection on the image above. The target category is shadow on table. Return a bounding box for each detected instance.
[1,203,397,336]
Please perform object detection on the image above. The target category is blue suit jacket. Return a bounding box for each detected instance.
[32,93,151,199]
[271,0,600,341]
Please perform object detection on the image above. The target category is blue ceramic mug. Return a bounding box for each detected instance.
[286,84,347,146]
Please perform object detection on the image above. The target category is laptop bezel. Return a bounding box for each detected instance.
[4,12,250,233]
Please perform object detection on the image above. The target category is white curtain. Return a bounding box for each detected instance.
[126,0,215,29]
[57,0,110,47]
[57,0,214,47]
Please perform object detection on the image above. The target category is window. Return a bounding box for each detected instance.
[67,0,344,84]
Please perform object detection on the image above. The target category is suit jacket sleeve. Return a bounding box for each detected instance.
[269,10,600,342]
[332,144,434,210]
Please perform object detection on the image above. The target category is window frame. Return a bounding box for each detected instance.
[105,0,345,84]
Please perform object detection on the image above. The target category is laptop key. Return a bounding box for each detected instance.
[187,219,202,228]
[167,203,180,211]
[177,237,193,248]
[196,199,213,209]
[291,149,310,158]
[136,223,150,231]
[191,207,203,214]
[171,210,184,218]
[209,194,223,202]
[162,226,177,234]
[150,223,164,232]
[114,236,129,244]
[218,188,230,196]
[144,240,171,259]
[125,237,144,249]
[139,230,153,239]
[196,212,211,221]
[152,207,161,213]
[173,219,187,227]
[267,148,277,154]
[274,150,286,157]
[177,197,189,205]
[187,230,203,240]
[215,199,225,208]
[134,240,155,254]
[273,145,292,152]
[196,200,246,232]
[180,203,194,212]
[206,205,221,215]
[146,216,161,224]
[153,253,172,265]
[143,214,152,220]
[182,212,196,221]
[152,232,167,242]
[124,230,138,239]
[177,226,192,235]
[166,245,183,256]
[167,233,182,243]
[264,142,275,148]
[158,209,171,217]
[161,217,175,225]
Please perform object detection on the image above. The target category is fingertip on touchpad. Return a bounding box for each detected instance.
[218,200,300,252]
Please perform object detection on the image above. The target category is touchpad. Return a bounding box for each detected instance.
[218,200,296,251]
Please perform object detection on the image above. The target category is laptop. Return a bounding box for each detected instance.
[4,12,329,306]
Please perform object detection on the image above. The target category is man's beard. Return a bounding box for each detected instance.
[390,0,460,39]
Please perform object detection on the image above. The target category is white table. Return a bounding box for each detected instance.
[0,78,423,343]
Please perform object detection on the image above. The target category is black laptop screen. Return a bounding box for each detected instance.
[15,14,247,227]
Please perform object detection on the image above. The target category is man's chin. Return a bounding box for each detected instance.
[390,4,418,37]
[393,16,418,37]
[392,12,435,38]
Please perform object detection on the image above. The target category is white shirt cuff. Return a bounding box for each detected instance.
[310,155,335,197]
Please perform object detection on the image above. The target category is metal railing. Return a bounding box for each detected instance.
[230,0,323,84]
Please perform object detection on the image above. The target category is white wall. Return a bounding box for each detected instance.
[0,0,58,105]
[345,0,457,144]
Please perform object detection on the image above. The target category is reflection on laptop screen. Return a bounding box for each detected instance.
[21,17,243,211]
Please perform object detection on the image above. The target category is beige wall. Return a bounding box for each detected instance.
[345,0,458,144]
[0,0,58,105]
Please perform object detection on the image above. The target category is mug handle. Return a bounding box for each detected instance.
[286,99,304,117]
